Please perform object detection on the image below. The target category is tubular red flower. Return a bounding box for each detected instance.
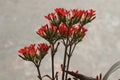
[72,9,84,17]
[18,47,27,55]
[18,43,50,60]
[45,13,51,20]
[84,9,96,20]
[37,43,50,52]
[28,44,36,55]
[36,24,58,37]
[81,27,88,33]
[44,13,56,20]
[89,9,96,17]
[59,23,68,35]
[36,24,48,36]
[55,8,70,16]
[50,23,57,32]
[69,26,78,35]
[18,44,37,56]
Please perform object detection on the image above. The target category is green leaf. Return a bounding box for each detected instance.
[102,61,120,80]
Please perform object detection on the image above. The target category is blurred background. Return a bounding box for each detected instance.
[0,0,120,80]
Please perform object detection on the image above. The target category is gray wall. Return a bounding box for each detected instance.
[0,0,120,80]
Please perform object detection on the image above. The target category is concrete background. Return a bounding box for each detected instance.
[0,0,120,80]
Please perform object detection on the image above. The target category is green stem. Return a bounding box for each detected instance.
[65,44,77,80]
[51,43,55,80]
[33,61,42,80]
[51,55,54,80]
[65,56,71,80]
[65,45,72,80]
[36,65,42,80]
[62,23,70,80]
[62,45,68,80]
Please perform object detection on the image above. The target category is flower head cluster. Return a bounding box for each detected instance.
[44,8,96,26]
[37,43,51,55]
[36,8,95,44]
[36,24,58,42]
[18,43,50,61]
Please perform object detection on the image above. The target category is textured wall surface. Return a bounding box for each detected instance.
[0,0,120,80]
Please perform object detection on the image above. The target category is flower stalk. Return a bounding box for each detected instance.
[62,44,68,80]
[61,23,70,80]
[50,43,55,80]
[36,65,42,80]
[65,45,72,80]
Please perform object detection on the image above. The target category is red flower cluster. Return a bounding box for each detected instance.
[44,8,96,26]
[59,23,88,35]
[55,8,70,17]
[18,43,50,60]
[36,8,95,43]
[36,24,58,42]
[36,24,57,35]
[45,13,56,21]
[18,44,37,56]
[72,9,95,18]
[38,43,51,52]
[36,23,87,39]
[36,24,48,36]
[72,9,84,18]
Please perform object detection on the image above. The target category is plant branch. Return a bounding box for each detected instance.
[65,43,77,80]
[42,74,52,80]
[50,43,55,80]
[32,60,42,80]
[62,44,68,80]
[36,65,42,80]
[65,45,72,80]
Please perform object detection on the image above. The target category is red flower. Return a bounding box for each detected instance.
[36,24,58,36]
[37,43,50,52]
[36,24,48,36]
[72,9,84,18]
[28,44,36,55]
[50,23,57,32]
[45,13,51,20]
[55,8,70,16]
[59,23,68,35]
[45,13,56,20]
[18,43,50,60]
[18,47,27,55]
[18,44,37,56]
[81,27,88,33]
[69,26,79,35]
[89,9,96,17]
[83,9,96,21]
